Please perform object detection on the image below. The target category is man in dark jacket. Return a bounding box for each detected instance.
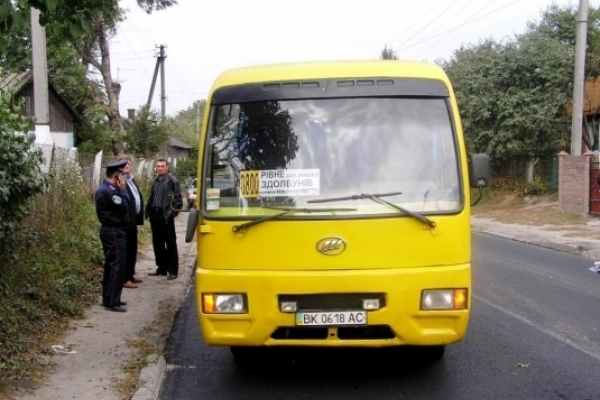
[118,155,144,289]
[145,158,183,280]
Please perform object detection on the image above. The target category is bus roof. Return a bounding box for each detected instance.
[209,60,450,95]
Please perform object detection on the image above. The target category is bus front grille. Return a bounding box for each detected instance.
[270,325,395,340]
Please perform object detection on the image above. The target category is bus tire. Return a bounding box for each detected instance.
[230,346,254,364]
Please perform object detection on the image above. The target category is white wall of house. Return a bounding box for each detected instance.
[51,132,74,149]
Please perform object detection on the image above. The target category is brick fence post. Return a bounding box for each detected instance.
[558,151,568,212]
[584,150,594,214]
[559,151,594,213]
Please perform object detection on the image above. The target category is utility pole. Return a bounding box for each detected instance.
[30,7,50,142]
[147,45,167,121]
[160,45,166,121]
[571,0,589,155]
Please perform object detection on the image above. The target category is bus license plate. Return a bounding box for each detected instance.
[295,311,367,326]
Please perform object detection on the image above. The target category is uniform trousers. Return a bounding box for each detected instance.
[100,225,127,307]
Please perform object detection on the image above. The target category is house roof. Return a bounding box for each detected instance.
[0,71,30,93]
[168,137,193,149]
[0,70,82,122]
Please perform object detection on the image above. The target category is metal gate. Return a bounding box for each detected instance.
[590,161,600,215]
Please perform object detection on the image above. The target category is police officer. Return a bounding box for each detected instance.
[95,160,130,312]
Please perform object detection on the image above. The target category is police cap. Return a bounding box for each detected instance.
[103,159,127,174]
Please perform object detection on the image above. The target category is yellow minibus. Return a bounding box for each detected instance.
[186,60,490,362]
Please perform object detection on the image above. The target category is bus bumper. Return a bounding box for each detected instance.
[195,264,471,347]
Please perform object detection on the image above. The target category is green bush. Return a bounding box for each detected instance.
[525,175,548,196]
[0,95,47,259]
[0,156,102,385]
[173,157,198,180]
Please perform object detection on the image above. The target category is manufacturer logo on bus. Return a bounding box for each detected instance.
[316,237,347,255]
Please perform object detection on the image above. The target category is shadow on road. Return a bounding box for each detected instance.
[229,346,445,379]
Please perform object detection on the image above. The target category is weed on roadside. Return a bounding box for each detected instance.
[113,297,180,399]
[0,161,103,398]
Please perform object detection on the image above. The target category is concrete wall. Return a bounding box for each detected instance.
[558,152,593,213]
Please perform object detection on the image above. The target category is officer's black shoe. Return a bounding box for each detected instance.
[120,301,127,306]
[104,305,127,312]
[149,270,167,276]
[167,274,177,280]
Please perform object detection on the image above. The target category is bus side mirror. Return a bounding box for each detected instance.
[185,208,199,243]
[469,153,491,188]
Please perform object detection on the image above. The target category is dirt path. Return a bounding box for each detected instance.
[16,214,196,400]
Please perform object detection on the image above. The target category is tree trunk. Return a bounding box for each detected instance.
[94,11,123,155]
[526,157,539,183]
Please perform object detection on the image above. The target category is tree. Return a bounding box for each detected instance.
[380,45,398,60]
[440,4,600,183]
[237,101,299,171]
[525,4,600,151]
[125,105,168,158]
[0,0,177,155]
[0,8,111,154]
[441,34,573,182]
[163,100,205,149]
[0,1,177,49]
[0,94,46,259]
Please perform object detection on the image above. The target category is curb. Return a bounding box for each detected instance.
[472,222,600,261]
[131,217,196,400]
[132,355,167,400]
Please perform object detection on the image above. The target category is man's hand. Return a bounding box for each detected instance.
[116,174,127,190]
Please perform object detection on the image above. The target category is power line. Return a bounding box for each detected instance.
[394,0,523,54]
[414,0,483,47]
[381,7,434,50]
[394,0,463,55]
[168,91,209,95]
[413,0,498,59]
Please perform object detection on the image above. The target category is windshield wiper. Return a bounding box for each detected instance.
[232,207,357,233]
[308,191,436,228]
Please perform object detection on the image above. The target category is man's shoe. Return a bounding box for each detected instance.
[148,270,167,276]
[123,281,138,288]
[119,301,127,306]
[167,274,177,280]
[131,277,143,283]
[104,305,127,313]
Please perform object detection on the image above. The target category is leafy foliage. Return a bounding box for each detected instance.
[0,4,113,154]
[163,100,204,149]
[0,0,177,51]
[125,105,169,158]
[172,157,198,179]
[380,45,399,60]
[0,156,102,387]
[526,3,600,78]
[0,95,47,258]
[0,0,178,156]
[438,4,600,181]
[237,101,299,170]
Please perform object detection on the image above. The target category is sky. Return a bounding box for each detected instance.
[110,0,593,117]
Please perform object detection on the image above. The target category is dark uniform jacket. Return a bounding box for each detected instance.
[145,173,183,221]
[95,180,130,227]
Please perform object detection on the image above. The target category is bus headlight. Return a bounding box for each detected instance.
[421,289,468,310]
[202,294,247,314]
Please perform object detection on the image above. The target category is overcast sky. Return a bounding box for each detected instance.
[110,0,591,117]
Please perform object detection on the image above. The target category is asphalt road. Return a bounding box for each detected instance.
[159,233,600,400]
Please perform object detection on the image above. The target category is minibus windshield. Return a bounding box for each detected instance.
[203,97,462,217]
